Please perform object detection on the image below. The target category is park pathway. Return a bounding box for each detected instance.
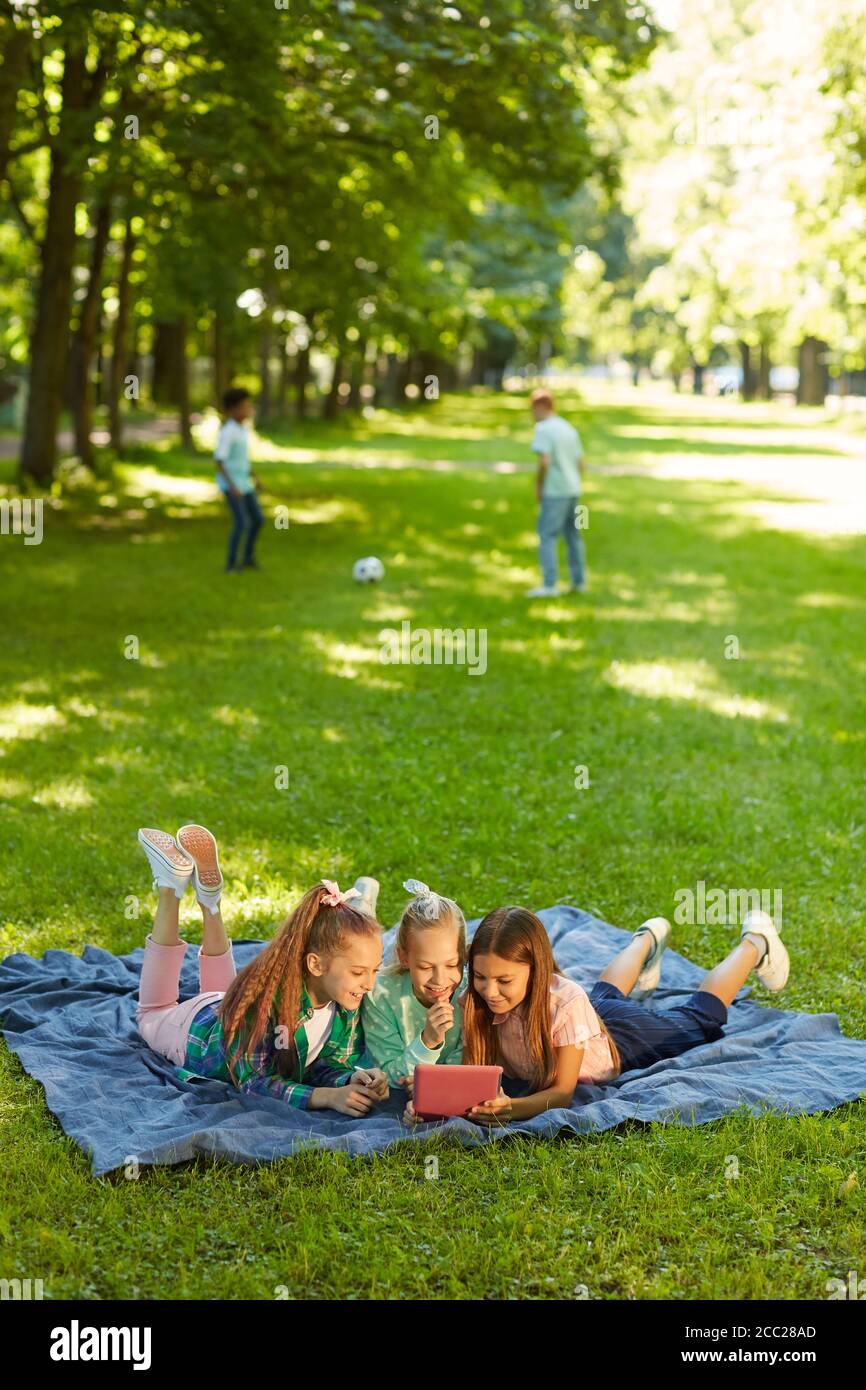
[0,416,188,460]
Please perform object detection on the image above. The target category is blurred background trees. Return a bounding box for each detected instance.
[2,0,866,483]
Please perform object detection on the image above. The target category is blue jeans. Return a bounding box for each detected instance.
[537,495,585,588]
[224,489,263,569]
[589,981,727,1075]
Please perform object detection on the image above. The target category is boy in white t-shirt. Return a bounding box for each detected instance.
[527,388,587,598]
[214,387,264,573]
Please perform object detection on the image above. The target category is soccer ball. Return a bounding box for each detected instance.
[352,556,385,584]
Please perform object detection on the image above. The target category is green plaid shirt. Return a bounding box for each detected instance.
[179,986,364,1109]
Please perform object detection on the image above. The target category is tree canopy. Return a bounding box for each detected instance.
[0,0,657,479]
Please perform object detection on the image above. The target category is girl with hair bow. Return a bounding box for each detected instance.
[362,878,467,1088]
[136,825,389,1115]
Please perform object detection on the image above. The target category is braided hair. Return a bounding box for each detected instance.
[218,883,379,1082]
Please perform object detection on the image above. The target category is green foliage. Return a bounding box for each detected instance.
[587,0,866,376]
[1,0,658,441]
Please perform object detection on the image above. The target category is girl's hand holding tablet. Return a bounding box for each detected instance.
[468,1091,514,1125]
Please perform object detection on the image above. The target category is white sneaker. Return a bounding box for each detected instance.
[176,824,224,912]
[741,909,789,991]
[632,917,671,999]
[346,876,380,919]
[138,828,194,899]
[526,585,559,598]
[564,582,588,595]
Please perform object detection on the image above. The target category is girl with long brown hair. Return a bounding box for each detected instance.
[135,825,389,1116]
[461,903,791,1124]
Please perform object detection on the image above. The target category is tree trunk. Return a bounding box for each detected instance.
[692,361,705,395]
[276,334,290,416]
[470,346,487,387]
[71,198,112,466]
[395,350,413,401]
[738,341,755,401]
[418,350,446,400]
[212,309,229,405]
[295,344,310,419]
[796,337,827,406]
[323,347,343,417]
[20,36,90,483]
[127,321,141,411]
[380,351,399,407]
[323,349,344,419]
[108,217,135,452]
[257,320,273,425]
[756,341,771,400]
[177,317,192,448]
[0,16,31,190]
[152,321,186,405]
[347,336,368,410]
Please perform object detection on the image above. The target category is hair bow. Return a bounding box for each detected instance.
[320,879,350,907]
[403,878,431,898]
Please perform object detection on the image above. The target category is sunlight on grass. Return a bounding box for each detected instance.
[211,705,260,728]
[304,632,402,689]
[737,498,866,536]
[471,555,536,589]
[287,498,367,525]
[601,596,732,624]
[0,775,29,797]
[0,702,66,741]
[796,591,864,610]
[609,422,845,453]
[30,780,94,810]
[118,464,216,504]
[605,659,789,722]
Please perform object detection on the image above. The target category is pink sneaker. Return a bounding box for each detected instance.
[176,824,224,912]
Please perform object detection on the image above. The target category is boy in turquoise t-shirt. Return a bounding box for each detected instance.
[526,388,587,597]
[214,387,264,573]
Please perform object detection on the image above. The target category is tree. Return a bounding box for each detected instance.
[5,0,660,478]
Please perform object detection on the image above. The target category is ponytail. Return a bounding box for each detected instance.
[219,882,379,1082]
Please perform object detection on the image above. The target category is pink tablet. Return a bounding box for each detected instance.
[413,1064,503,1120]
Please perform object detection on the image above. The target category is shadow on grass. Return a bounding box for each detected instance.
[1,396,865,991]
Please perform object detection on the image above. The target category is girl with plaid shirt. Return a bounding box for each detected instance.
[135,825,389,1116]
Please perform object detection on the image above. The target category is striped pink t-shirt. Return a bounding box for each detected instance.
[490,975,617,1084]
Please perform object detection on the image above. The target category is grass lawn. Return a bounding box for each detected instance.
[1,384,865,1300]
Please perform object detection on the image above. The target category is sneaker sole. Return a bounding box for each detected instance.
[138,828,194,875]
[176,824,223,890]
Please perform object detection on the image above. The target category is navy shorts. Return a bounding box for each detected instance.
[588,980,727,1076]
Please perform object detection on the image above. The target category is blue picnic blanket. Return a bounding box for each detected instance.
[1,907,864,1175]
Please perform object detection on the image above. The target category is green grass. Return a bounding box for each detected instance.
[1,384,865,1300]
